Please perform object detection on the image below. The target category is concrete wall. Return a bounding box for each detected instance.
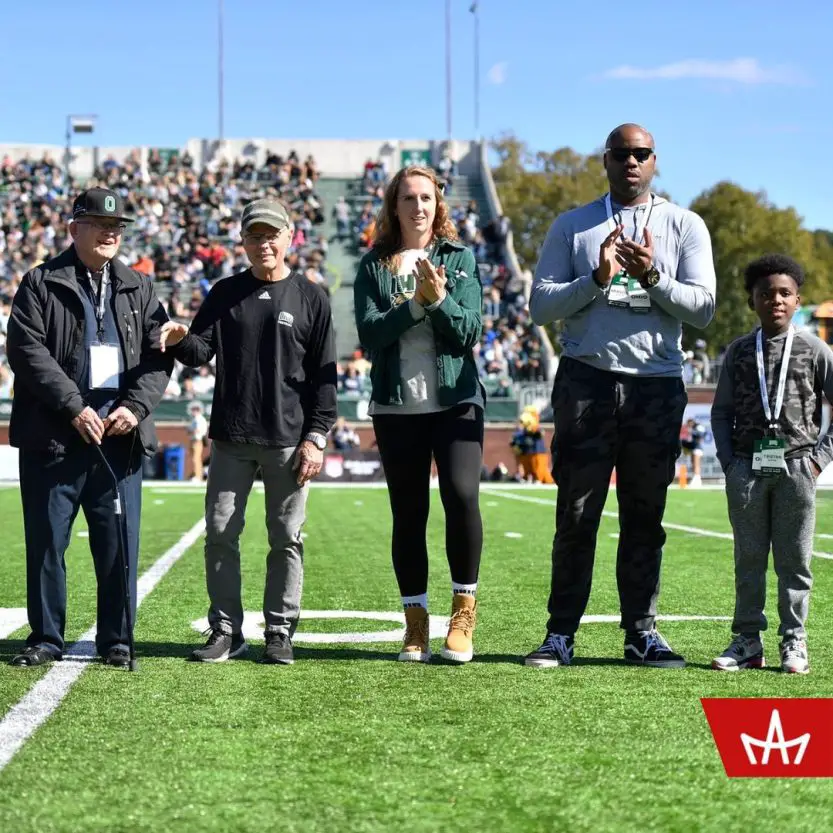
[1,138,481,180]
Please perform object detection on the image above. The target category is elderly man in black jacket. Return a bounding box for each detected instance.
[6,187,173,668]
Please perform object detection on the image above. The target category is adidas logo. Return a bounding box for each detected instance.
[258,290,271,300]
[278,311,294,327]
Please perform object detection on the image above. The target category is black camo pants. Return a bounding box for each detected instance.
[546,358,687,635]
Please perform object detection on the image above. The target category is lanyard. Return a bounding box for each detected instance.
[604,193,654,243]
[88,264,109,336]
[755,325,794,428]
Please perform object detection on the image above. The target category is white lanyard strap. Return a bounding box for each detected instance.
[604,192,653,242]
[756,325,794,426]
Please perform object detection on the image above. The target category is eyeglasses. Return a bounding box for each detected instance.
[77,220,126,233]
[605,148,655,163]
[243,232,283,246]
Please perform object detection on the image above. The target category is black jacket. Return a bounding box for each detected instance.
[6,246,173,456]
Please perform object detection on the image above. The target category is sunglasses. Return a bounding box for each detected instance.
[77,220,126,233]
[606,148,654,163]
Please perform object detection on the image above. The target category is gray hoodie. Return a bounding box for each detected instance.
[530,194,716,377]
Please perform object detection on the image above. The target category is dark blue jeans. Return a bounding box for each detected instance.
[18,437,143,656]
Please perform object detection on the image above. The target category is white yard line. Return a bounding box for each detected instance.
[0,517,206,772]
[482,488,833,561]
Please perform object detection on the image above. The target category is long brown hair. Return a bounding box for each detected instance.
[372,165,459,265]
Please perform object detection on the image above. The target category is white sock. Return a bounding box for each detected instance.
[452,582,477,597]
[402,593,427,609]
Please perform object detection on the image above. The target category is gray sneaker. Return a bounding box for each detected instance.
[191,628,248,663]
[780,639,810,675]
[712,634,765,671]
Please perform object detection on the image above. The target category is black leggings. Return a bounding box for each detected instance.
[372,404,484,596]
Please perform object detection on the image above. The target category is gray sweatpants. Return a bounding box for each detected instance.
[205,440,308,637]
[724,456,816,639]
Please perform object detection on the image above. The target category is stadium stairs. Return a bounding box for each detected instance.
[310,177,363,360]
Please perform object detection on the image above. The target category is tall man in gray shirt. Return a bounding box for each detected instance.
[523,124,716,670]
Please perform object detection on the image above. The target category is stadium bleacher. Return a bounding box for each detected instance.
[0,139,555,410]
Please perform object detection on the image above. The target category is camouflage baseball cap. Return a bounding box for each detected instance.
[241,199,291,233]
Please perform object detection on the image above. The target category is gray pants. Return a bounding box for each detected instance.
[205,440,308,637]
[725,456,816,639]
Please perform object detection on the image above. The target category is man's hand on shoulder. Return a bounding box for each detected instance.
[153,321,189,353]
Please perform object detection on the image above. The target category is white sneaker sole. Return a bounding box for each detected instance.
[193,641,248,663]
[712,657,766,671]
[782,664,810,675]
[440,647,473,664]
[524,657,569,668]
[398,649,431,663]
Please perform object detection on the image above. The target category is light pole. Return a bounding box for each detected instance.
[218,0,225,145]
[471,2,480,139]
[445,0,452,142]
[65,114,96,190]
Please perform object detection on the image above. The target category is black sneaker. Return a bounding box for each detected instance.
[104,645,131,668]
[10,645,61,667]
[261,631,294,665]
[190,628,248,663]
[523,633,574,668]
[624,629,685,668]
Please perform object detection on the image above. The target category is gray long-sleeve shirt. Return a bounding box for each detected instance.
[530,194,716,377]
[711,328,833,472]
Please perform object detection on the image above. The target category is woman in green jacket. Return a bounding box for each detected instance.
[353,165,485,665]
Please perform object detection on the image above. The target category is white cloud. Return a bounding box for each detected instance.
[487,61,508,85]
[600,58,808,85]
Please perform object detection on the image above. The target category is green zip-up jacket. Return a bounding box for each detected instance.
[353,238,484,407]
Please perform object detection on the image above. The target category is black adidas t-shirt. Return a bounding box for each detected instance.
[174,269,337,447]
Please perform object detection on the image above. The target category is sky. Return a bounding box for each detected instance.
[1,0,831,229]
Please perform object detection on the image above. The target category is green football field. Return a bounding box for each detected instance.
[0,482,832,833]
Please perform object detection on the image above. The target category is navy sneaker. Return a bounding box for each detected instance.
[624,629,685,668]
[523,633,574,668]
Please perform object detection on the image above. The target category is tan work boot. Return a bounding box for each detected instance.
[441,594,477,663]
[398,606,431,662]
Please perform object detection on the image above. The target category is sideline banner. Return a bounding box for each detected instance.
[318,450,384,482]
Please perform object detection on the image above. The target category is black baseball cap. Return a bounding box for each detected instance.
[72,187,134,223]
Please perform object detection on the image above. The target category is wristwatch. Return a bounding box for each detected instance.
[305,432,328,451]
[640,266,661,288]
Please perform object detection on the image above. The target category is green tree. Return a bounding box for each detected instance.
[491,134,607,269]
[689,182,832,350]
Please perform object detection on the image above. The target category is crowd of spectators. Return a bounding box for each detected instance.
[0,148,333,403]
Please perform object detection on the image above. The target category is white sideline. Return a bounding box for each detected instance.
[0,518,206,772]
[481,488,833,561]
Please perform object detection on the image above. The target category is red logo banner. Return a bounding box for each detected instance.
[702,698,833,778]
